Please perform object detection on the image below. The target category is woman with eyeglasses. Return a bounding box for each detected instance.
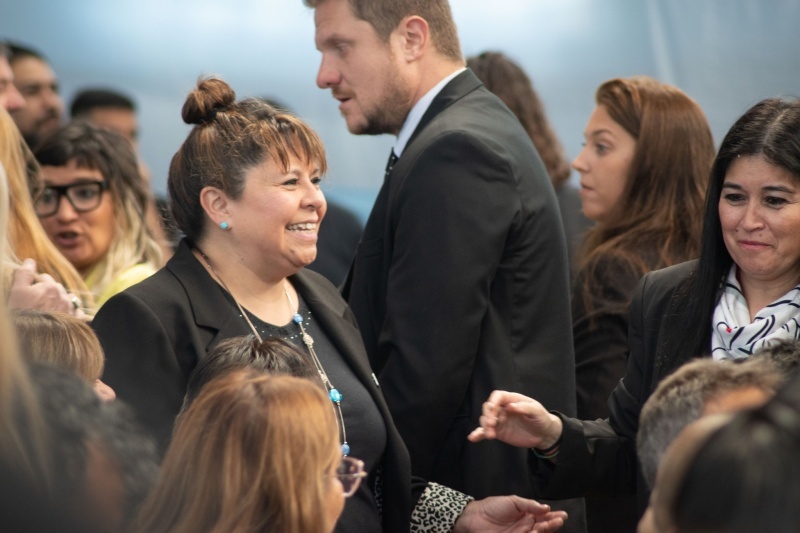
[33,120,161,307]
[135,371,358,533]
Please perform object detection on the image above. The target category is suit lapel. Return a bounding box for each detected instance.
[166,240,252,351]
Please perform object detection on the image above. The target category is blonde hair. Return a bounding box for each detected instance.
[0,108,92,310]
[136,372,339,533]
[0,162,52,488]
[33,121,162,302]
[12,309,105,382]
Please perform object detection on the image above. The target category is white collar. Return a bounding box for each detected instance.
[393,67,467,157]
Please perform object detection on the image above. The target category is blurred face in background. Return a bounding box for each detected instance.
[10,56,63,146]
[0,57,25,111]
[85,107,139,150]
[573,104,636,221]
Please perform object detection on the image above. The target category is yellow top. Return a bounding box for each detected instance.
[86,262,157,308]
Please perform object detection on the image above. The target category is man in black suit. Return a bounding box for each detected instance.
[308,0,577,505]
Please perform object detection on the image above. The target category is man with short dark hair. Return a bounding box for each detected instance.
[7,42,63,147]
[69,87,177,260]
[70,88,140,148]
[308,0,576,507]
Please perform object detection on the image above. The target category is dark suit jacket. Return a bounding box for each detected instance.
[343,69,576,498]
[532,260,698,512]
[92,240,423,532]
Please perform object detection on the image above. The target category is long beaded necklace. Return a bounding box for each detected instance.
[196,248,351,456]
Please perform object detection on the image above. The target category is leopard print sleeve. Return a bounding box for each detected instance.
[410,482,474,532]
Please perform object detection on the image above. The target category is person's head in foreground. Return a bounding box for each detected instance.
[136,371,356,533]
[637,355,784,488]
[640,377,800,533]
[182,335,316,411]
[12,308,115,401]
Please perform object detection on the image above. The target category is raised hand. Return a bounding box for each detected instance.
[7,259,85,318]
[468,390,563,450]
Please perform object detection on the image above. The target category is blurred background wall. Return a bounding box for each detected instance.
[3,0,799,221]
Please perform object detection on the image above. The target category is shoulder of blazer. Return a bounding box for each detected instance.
[404,69,484,150]
[640,259,698,317]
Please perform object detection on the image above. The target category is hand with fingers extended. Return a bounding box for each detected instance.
[453,495,568,533]
[468,390,563,452]
[7,259,85,318]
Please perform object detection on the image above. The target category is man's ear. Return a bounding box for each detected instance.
[395,15,429,62]
[199,186,231,228]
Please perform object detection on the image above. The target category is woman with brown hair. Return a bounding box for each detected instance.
[571,76,714,421]
[136,371,350,533]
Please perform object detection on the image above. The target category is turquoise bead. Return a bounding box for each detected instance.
[293,313,303,324]
[329,389,343,403]
[341,443,351,455]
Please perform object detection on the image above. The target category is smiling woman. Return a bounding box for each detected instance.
[92,76,569,533]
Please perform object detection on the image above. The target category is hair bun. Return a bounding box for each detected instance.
[182,77,236,125]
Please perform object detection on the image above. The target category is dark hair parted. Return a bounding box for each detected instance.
[183,336,317,409]
[70,89,136,118]
[578,77,714,318]
[168,77,326,243]
[304,0,462,62]
[467,51,571,188]
[6,41,47,65]
[661,98,800,377]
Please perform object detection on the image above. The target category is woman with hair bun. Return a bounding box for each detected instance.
[93,77,567,533]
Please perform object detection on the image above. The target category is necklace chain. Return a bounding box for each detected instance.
[196,247,350,456]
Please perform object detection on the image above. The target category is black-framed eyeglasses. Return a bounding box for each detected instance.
[35,181,109,218]
[335,456,367,498]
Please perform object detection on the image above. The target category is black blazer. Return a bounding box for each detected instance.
[92,240,422,532]
[532,260,698,511]
[343,69,576,498]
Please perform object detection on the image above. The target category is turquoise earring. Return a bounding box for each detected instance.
[220,221,230,231]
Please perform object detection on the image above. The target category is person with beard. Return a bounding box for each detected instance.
[306,0,576,516]
[7,42,63,148]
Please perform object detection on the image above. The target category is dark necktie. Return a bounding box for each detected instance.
[385,149,398,180]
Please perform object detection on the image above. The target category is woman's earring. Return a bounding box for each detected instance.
[220,221,230,231]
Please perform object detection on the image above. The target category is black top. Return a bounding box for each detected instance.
[244,296,386,532]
